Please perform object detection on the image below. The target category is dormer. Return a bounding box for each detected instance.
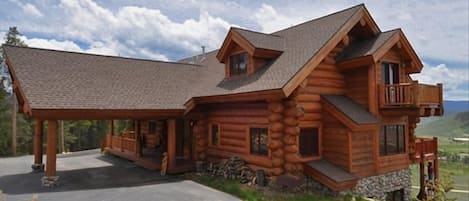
[216,27,285,78]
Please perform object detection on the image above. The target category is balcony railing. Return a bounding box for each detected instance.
[379,81,443,114]
[411,137,438,162]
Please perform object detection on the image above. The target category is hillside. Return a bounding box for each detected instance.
[416,111,469,138]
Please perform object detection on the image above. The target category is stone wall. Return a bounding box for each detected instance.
[352,168,412,201]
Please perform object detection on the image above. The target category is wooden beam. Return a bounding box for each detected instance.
[32,120,44,171]
[167,119,177,172]
[45,120,57,177]
[31,109,184,120]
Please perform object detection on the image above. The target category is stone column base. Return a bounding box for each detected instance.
[31,163,45,173]
[41,176,59,187]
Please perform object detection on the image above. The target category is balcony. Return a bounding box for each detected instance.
[379,81,443,116]
[411,137,438,163]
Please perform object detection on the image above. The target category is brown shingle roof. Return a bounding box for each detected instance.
[4,4,368,111]
[321,95,379,124]
[232,28,285,51]
[336,29,398,61]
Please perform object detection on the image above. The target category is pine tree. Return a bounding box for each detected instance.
[1,26,29,156]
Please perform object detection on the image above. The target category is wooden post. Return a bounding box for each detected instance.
[368,65,378,116]
[135,120,141,157]
[167,119,177,173]
[60,120,65,153]
[32,120,44,172]
[412,80,420,107]
[45,120,57,177]
[434,137,439,180]
[417,151,427,200]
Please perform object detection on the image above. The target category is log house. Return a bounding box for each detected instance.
[3,4,441,200]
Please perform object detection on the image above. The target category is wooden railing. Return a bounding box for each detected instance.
[412,137,438,162]
[107,131,137,153]
[379,81,443,108]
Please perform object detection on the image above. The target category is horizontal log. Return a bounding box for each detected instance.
[293,94,320,102]
[283,117,298,127]
[299,102,322,113]
[209,109,269,117]
[268,140,283,149]
[296,86,345,95]
[307,78,345,88]
[268,102,284,113]
[316,63,338,72]
[220,138,246,147]
[220,131,246,140]
[197,139,207,147]
[270,132,283,139]
[209,102,267,110]
[321,57,336,65]
[296,163,304,172]
[309,69,344,80]
[283,135,296,145]
[284,163,297,172]
[272,158,284,167]
[215,145,248,155]
[284,145,298,153]
[220,124,246,132]
[269,122,284,132]
[283,108,304,118]
[298,113,322,121]
[283,99,297,108]
[272,149,284,158]
[268,113,283,122]
[284,127,300,136]
[208,117,269,125]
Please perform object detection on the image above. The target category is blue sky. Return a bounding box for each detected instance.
[0,0,468,100]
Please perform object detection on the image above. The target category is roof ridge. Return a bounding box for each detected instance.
[272,4,365,34]
[231,27,282,37]
[2,44,203,67]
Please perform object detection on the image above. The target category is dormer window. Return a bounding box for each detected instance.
[230,52,248,76]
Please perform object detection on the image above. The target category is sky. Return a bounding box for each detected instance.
[0,0,467,100]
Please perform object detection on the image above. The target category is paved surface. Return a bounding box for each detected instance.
[0,150,239,201]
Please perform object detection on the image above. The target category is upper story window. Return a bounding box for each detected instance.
[380,125,405,156]
[382,62,399,84]
[230,52,248,76]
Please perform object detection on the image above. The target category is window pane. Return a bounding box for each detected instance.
[386,125,397,154]
[398,125,405,153]
[211,124,219,145]
[230,52,248,75]
[380,128,386,155]
[382,63,390,84]
[300,128,319,156]
[149,122,157,133]
[250,128,268,156]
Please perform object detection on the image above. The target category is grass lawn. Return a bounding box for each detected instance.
[190,174,341,201]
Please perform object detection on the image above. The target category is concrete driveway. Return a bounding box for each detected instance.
[0,150,239,201]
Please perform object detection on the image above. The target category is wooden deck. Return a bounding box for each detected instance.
[411,137,438,163]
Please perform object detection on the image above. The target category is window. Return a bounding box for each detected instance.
[386,189,404,201]
[380,125,405,156]
[299,128,319,157]
[382,62,399,84]
[211,124,219,146]
[230,52,248,75]
[250,128,268,156]
[148,121,157,134]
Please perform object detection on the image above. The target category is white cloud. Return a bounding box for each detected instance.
[22,3,43,17]
[252,4,303,33]
[411,63,469,100]
[24,38,82,52]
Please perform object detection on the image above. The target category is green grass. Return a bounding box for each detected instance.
[190,174,340,201]
[439,143,469,154]
[416,113,468,138]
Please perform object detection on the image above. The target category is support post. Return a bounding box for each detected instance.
[434,137,439,180]
[32,120,44,172]
[417,152,427,200]
[42,120,59,187]
[167,119,176,173]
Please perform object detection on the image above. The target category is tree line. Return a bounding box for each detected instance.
[0,27,127,157]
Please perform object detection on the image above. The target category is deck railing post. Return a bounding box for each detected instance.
[412,80,420,107]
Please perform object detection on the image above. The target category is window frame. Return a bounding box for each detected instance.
[209,123,220,147]
[249,127,269,157]
[229,52,248,76]
[381,62,400,85]
[379,124,406,156]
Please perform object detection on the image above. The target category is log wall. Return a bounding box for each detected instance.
[322,111,350,170]
[350,130,375,177]
[344,67,369,108]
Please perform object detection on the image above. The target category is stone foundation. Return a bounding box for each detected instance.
[31,163,45,173]
[352,168,412,201]
[41,176,59,187]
